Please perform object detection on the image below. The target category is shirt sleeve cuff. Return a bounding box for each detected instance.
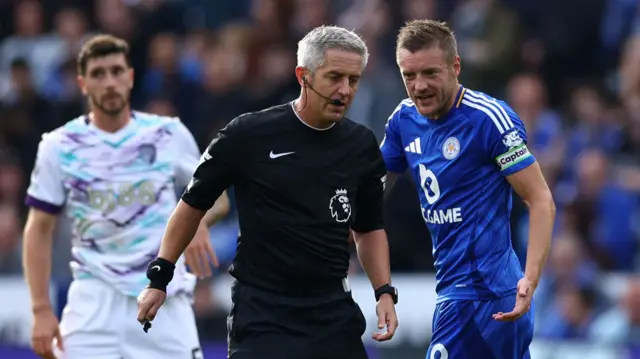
[25,195,64,214]
[181,192,212,212]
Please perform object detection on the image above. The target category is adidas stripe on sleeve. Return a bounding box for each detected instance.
[463,90,536,176]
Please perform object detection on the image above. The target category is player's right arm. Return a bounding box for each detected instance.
[22,133,66,358]
[380,101,409,199]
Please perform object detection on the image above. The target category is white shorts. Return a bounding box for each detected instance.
[55,278,202,359]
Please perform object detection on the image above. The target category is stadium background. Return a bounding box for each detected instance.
[0,0,639,358]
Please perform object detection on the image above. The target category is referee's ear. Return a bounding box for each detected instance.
[295,66,307,87]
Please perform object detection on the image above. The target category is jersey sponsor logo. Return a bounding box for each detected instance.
[86,180,157,213]
[404,137,422,154]
[495,144,532,171]
[502,130,524,149]
[329,189,351,223]
[423,207,463,224]
[418,164,463,224]
[441,137,460,160]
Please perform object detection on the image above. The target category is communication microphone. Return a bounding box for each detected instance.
[303,76,346,107]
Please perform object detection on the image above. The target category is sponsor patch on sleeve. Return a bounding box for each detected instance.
[495,144,532,171]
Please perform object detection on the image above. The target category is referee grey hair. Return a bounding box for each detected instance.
[297,25,369,74]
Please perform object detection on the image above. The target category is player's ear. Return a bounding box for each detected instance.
[295,66,307,87]
[128,67,135,90]
[76,75,88,96]
[452,56,461,77]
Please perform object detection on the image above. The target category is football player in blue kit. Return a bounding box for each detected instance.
[381,20,556,359]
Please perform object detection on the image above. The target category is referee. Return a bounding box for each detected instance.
[137,25,399,359]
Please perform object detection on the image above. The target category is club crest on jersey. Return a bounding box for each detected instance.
[442,137,460,160]
[502,130,523,149]
[137,144,157,164]
[329,189,351,223]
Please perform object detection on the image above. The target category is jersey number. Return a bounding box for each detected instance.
[419,164,440,204]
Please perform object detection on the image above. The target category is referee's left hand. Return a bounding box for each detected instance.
[137,287,166,324]
[185,222,219,279]
[372,295,398,342]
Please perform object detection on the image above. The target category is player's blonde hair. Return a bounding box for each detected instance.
[297,25,369,74]
[396,20,458,64]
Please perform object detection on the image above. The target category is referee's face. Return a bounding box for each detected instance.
[79,53,133,117]
[397,47,460,118]
[308,49,363,122]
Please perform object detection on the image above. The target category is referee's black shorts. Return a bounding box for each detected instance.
[227,279,368,359]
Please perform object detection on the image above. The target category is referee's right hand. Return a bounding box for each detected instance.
[137,288,166,326]
[31,307,63,359]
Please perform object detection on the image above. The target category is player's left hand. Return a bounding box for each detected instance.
[493,277,535,322]
[372,294,398,342]
[185,222,219,278]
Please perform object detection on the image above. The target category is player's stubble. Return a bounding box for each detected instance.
[427,68,458,119]
[88,91,128,117]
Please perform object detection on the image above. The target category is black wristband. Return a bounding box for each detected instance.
[374,284,398,304]
[146,257,175,292]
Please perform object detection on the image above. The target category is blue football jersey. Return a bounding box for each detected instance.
[381,86,536,303]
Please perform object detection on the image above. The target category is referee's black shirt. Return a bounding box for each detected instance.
[181,102,386,295]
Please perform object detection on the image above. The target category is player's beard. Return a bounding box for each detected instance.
[90,92,128,117]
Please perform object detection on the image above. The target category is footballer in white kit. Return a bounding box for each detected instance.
[22,35,221,359]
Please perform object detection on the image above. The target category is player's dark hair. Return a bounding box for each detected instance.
[77,34,131,75]
[396,20,458,63]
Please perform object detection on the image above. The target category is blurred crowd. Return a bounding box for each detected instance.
[0,0,639,346]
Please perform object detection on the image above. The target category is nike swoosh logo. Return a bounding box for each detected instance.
[151,265,161,272]
[269,151,295,159]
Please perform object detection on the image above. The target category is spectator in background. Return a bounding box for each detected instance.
[0,0,50,91]
[568,149,638,271]
[591,276,640,345]
[249,0,293,44]
[0,204,21,274]
[339,0,405,140]
[1,58,55,174]
[140,32,194,108]
[451,0,522,97]
[563,84,623,168]
[537,284,601,340]
[506,73,565,182]
[534,233,599,330]
[191,39,249,144]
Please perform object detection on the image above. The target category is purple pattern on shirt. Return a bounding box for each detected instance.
[104,251,158,276]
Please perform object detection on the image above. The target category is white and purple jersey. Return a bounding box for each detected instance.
[25,112,200,297]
